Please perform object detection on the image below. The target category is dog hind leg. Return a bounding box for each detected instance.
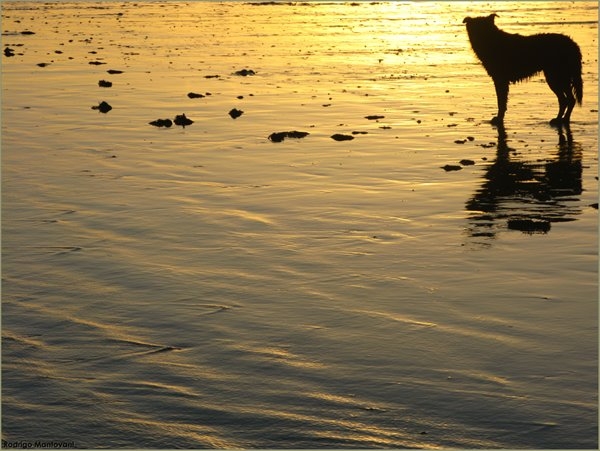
[545,71,571,125]
[492,79,509,125]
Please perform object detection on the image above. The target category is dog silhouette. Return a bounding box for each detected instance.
[463,14,582,125]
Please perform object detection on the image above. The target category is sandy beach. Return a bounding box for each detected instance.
[2,1,598,448]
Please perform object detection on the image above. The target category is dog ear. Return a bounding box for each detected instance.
[488,13,498,21]
[462,17,471,24]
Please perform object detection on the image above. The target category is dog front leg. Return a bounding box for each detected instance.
[492,79,509,125]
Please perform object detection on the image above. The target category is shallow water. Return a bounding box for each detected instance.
[1,1,598,449]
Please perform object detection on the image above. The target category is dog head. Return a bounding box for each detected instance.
[463,13,498,31]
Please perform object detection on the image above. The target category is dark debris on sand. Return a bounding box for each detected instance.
[229,108,244,119]
[268,131,309,142]
[98,80,112,87]
[331,133,354,141]
[441,164,462,171]
[188,92,205,98]
[233,69,256,76]
[149,118,173,128]
[91,101,112,113]
[174,113,193,127]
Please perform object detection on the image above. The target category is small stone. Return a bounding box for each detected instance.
[106,69,123,74]
[98,80,112,87]
[459,159,475,166]
[187,92,205,98]
[365,115,385,120]
[228,108,244,119]
[4,47,15,57]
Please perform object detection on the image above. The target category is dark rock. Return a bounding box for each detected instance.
[454,139,466,144]
[331,134,354,141]
[98,80,112,87]
[20,31,35,35]
[4,47,15,57]
[149,118,173,127]
[89,61,106,65]
[106,69,123,74]
[187,92,205,98]
[229,108,244,119]
[441,164,462,171]
[233,69,256,76]
[204,75,219,79]
[459,159,475,166]
[37,62,50,67]
[268,131,309,142]
[174,113,193,127]
[365,115,385,120]
[91,101,112,113]
[352,131,368,135]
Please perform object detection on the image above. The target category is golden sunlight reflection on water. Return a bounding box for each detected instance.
[1,1,598,448]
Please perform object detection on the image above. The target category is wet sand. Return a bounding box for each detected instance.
[1,1,598,448]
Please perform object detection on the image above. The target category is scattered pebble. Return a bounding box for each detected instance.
[4,47,15,57]
[441,164,462,171]
[20,30,35,35]
[459,159,475,166]
[331,133,354,141]
[149,118,173,127]
[454,139,467,144]
[365,115,385,120]
[89,61,106,65]
[98,80,112,87]
[268,131,309,142]
[91,101,112,113]
[37,62,50,67]
[204,74,219,79]
[106,69,123,74]
[174,113,193,127]
[187,92,205,98]
[352,131,368,135]
[228,108,244,119]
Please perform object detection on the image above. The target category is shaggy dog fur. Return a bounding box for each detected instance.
[463,14,582,125]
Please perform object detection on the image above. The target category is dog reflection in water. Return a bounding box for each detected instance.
[466,125,583,239]
[463,14,583,126]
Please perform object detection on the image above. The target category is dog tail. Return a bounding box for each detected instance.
[573,70,583,106]
[572,50,583,105]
